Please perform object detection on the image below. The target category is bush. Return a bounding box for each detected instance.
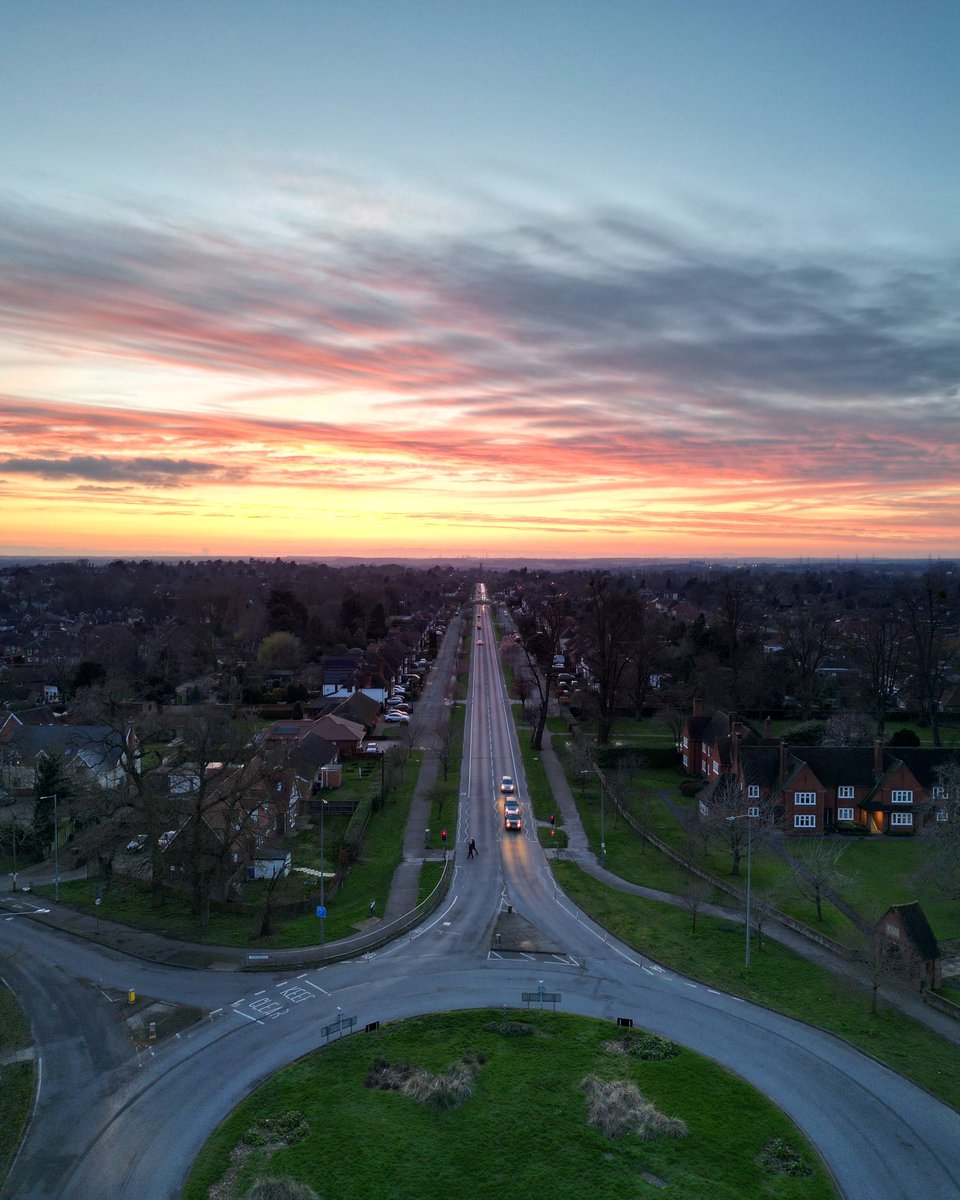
[780,720,827,745]
[680,778,702,797]
[247,1179,320,1200]
[243,1111,309,1148]
[482,1020,534,1037]
[604,1032,680,1061]
[890,728,921,747]
[757,1136,811,1176]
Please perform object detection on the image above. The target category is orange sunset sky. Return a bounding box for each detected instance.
[2,3,959,560]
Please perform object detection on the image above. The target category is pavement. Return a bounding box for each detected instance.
[5,610,960,1049]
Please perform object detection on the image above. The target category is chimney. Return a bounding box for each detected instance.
[874,737,884,775]
[779,738,787,784]
[693,698,703,717]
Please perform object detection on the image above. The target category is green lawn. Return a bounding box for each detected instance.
[183,1010,837,1200]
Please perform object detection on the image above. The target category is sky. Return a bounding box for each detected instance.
[2,0,959,561]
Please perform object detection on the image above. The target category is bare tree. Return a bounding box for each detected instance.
[777,601,838,718]
[515,584,570,751]
[898,569,954,746]
[913,760,960,901]
[580,572,637,745]
[788,836,850,923]
[822,711,878,747]
[678,873,711,932]
[702,774,769,878]
[844,610,903,735]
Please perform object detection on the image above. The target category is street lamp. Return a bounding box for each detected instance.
[40,794,59,902]
[319,797,328,945]
[726,813,753,969]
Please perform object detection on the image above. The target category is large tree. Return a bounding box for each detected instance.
[580,572,637,745]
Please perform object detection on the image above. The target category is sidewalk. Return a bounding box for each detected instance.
[536,727,960,1046]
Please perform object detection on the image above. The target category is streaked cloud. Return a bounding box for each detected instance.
[1,190,958,555]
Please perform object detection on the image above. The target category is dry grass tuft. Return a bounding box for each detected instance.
[246,1178,320,1200]
[366,1052,484,1110]
[580,1074,688,1142]
[602,1032,680,1061]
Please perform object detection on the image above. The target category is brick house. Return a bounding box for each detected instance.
[685,704,959,837]
[878,902,942,990]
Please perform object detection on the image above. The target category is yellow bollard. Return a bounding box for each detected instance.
[128,989,136,1004]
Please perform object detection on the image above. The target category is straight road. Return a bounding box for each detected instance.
[3,585,960,1198]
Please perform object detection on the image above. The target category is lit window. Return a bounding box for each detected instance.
[890,812,913,826]
[837,807,854,821]
[794,814,817,828]
[838,785,854,799]
[794,791,817,806]
[891,790,913,805]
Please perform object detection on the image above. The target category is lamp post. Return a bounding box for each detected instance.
[726,813,753,969]
[40,794,59,902]
[319,797,328,945]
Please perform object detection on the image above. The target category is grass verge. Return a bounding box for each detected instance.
[553,862,960,1111]
[0,979,34,1178]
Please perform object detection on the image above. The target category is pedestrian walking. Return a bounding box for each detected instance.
[467,838,478,858]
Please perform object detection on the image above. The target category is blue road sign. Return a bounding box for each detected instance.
[316,905,327,918]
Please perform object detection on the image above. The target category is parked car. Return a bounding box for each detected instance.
[503,799,522,831]
[126,833,148,853]
[384,711,410,724]
[500,775,515,794]
[158,830,177,850]
[364,741,380,755]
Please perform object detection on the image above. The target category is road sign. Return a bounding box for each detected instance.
[316,905,326,918]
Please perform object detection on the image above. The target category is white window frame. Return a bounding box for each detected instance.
[890,812,913,827]
[747,784,759,799]
[933,786,948,800]
[794,791,817,806]
[682,753,689,768]
[891,789,913,805]
[837,785,854,799]
[747,805,760,818]
[713,761,719,775]
[936,809,948,822]
[794,813,817,829]
[837,806,854,821]
[682,736,688,749]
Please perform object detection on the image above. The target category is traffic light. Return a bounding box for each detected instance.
[441,828,447,844]
[550,828,556,838]
[550,813,555,826]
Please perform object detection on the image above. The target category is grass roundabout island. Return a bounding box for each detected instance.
[185,1009,837,1200]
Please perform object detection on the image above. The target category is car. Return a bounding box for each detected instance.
[158,830,177,850]
[386,697,409,708]
[364,741,381,755]
[126,833,148,853]
[477,638,484,646]
[384,711,410,723]
[500,775,515,794]
[477,623,481,630]
[503,799,522,831]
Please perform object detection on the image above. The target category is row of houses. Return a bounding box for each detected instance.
[683,701,958,837]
